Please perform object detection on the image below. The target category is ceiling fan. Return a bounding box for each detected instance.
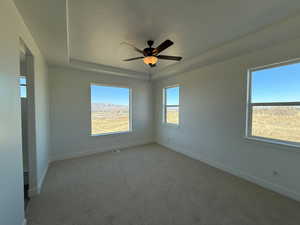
[123,40,182,67]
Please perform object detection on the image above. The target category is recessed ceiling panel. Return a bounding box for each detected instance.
[68,0,300,73]
[14,0,300,74]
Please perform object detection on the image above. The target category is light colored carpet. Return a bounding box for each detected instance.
[27,144,300,225]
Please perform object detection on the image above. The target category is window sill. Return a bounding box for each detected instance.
[163,123,180,128]
[91,130,132,137]
[244,136,300,150]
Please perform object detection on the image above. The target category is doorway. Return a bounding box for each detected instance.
[19,41,36,210]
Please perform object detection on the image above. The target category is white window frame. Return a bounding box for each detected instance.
[245,58,300,148]
[90,83,132,136]
[163,85,180,126]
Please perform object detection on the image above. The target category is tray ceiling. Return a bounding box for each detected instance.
[13,0,300,78]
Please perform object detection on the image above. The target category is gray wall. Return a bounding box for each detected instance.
[153,37,300,201]
[0,1,50,224]
[49,66,154,161]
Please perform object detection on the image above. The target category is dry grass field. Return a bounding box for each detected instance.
[91,104,300,143]
[91,111,129,135]
[166,107,300,143]
[167,109,179,124]
[252,106,300,143]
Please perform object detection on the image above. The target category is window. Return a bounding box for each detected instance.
[90,84,131,136]
[19,76,27,98]
[163,86,180,125]
[246,60,300,146]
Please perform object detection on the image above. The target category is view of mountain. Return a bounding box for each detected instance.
[91,102,128,112]
[91,102,129,135]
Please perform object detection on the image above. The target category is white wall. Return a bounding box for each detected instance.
[154,37,300,201]
[21,98,29,171]
[33,50,50,194]
[49,66,154,161]
[0,1,50,224]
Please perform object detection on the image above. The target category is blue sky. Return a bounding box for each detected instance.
[91,85,180,106]
[166,87,179,105]
[252,62,300,103]
[91,85,129,105]
[90,64,300,105]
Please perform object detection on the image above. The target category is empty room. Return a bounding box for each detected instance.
[2,0,300,225]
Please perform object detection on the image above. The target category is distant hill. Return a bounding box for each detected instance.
[253,106,300,116]
[91,102,128,112]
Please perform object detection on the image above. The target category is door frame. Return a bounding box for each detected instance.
[20,39,38,197]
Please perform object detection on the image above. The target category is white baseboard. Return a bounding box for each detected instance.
[37,164,49,194]
[158,141,300,202]
[51,140,154,162]
[28,163,49,197]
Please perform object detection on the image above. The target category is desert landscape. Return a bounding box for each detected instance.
[166,107,179,124]
[91,103,129,135]
[252,106,300,143]
[166,106,300,143]
[92,103,300,143]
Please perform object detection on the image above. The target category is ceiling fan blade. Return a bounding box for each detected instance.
[123,56,144,61]
[121,42,145,55]
[153,40,174,55]
[158,55,182,61]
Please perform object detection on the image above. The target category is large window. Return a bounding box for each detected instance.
[246,60,300,146]
[91,84,131,135]
[163,86,180,125]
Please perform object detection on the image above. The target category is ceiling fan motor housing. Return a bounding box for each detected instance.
[123,39,182,67]
[144,47,154,56]
[147,40,154,47]
[144,40,155,56]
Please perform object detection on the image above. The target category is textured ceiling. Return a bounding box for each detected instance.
[13,0,300,77]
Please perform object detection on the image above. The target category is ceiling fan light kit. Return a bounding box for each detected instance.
[143,56,158,65]
[123,39,182,67]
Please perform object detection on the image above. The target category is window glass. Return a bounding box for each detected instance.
[251,106,300,143]
[91,85,130,135]
[19,76,27,98]
[164,86,180,125]
[20,86,27,98]
[248,61,300,144]
[166,106,179,124]
[20,77,26,85]
[252,63,300,103]
[166,87,179,105]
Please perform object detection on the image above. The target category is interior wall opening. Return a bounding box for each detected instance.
[19,40,36,210]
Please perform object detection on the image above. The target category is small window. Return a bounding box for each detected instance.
[163,86,180,125]
[19,76,27,98]
[246,60,300,146]
[90,84,131,136]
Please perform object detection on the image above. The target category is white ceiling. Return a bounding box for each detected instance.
[14,0,68,65]
[13,0,300,78]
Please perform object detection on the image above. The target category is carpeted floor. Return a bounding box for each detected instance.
[27,144,300,225]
